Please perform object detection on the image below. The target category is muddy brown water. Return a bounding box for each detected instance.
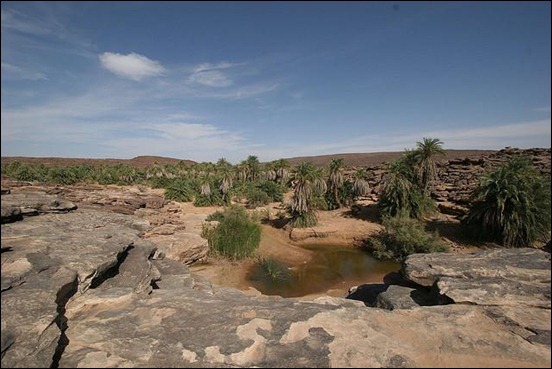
[246,244,400,298]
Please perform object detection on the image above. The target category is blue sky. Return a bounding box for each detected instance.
[1,1,550,163]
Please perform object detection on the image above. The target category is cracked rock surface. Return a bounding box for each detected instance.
[1,191,550,368]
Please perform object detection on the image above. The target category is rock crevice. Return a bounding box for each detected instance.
[1,189,550,368]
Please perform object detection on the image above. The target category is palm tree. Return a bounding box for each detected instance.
[327,158,345,209]
[261,162,277,182]
[217,166,234,202]
[236,163,248,182]
[413,137,445,192]
[352,168,370,200]
[313,166,327,195]
[462,156,551,247]
[200,180,211,196]
[290,162,321,227]
[244,155,261,182]
[273,159,291,185]
[379,155,433,219]
[215,157,232,171]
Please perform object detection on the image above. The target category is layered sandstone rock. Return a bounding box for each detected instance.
[357,147,551,216]
[2,192,550,368]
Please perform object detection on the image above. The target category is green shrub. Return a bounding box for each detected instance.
[378,149,438,219]
[379,170,435,219]
[290,210,318,228]
[205,210,225,222]
[246,187,271,208]
[47,167,79,185]
[462,156,551,247]
[164,178,196,202]
[203,205,261,260]
[324,180,354,210]
[366,216,447,261]
[257,257,291,282]
[256,180,284,202]
[148,176,173,189]
[193,191,225,207]
[4,162,43,182]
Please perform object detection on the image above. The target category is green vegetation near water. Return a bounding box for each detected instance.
[3,138,550,261]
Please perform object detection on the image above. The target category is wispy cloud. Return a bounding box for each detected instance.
[99,52,166,81]
[535,106,551,113]
[1,6,94,57]
[247,119,552,161]
[0,81,253,161]
[187,61,242,87]
[192,61,242,73]
[1,62,47,80]
[424,120,551,145]
[1,7,51,35]
[102,122,248,161]
[189,70,233,87]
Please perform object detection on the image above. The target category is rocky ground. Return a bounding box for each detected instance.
[2,147,550,367]
[1,189,550,368]
[358,147,551,217]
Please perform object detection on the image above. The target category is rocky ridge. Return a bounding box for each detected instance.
[358,147,551,216]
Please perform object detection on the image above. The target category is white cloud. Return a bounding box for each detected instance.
[1,7,48,35]
[99,52,166,81]
[189,70,232,87]
[1,7,94,57]
[195,83,280,99]
[101,122,248,162]
[3,81,550,164]
[187,61,249,87]
[1,62,46,80]
[192,61,242,73]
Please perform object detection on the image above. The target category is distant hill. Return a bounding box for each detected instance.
[2,150,501,169]
[0,155,195,168]
[284,150,498,167]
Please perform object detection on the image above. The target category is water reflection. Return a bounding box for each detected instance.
[246,244,399,297]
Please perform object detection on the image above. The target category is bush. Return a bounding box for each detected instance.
[164,178,196,202]
[366,216,447,261]
[378,152,437,219]
[462,156,551,247]
[256,180,284,202]
[290,210,318,228]
[379,171,435,219]
[240,181,285,208]
[203,205,261,260]
[193,191,225,207]
[47,167,79,185]
[257,257,291,282]
[325,181,354,210]
[205,210,225,222]
[3,162,44,182]
[246,187,271,208]
[148,176,173,189]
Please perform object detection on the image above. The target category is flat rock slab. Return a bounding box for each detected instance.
[403,248,551,308]
[1,207,152,368]
[1,191,77,222]
[438,276,551,308]
[60,286,551,368]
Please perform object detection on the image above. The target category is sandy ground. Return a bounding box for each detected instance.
[188,196,493,299]
[187,199,451,299]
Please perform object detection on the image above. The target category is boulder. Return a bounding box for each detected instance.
[375,285,435,310]
[402,248,551,308]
